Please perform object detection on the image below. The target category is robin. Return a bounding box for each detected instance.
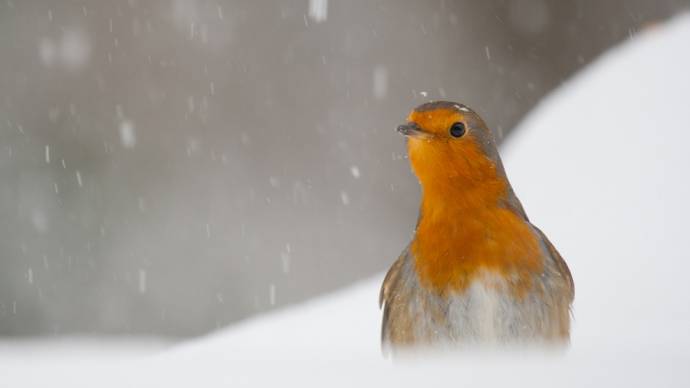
[380,101,573,352]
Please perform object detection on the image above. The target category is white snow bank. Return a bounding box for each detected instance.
[0,337,167,363]
[3,12,690,388]
[502,14,690,348]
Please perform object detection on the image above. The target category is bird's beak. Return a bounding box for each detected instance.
[397,122,431,139]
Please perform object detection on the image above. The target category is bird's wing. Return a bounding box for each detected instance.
[379,253,404,308]
[533,225,574,303]
[379,249,408,345]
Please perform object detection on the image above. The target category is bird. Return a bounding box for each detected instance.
[380,101,573,353]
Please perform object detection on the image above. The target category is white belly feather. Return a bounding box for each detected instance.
[412,271,557,344]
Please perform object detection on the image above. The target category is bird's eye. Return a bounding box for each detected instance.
[449,122,466,138]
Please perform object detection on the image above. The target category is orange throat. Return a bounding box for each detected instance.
[408,142,542,296]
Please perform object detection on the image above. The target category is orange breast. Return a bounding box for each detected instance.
[409,137,543,297]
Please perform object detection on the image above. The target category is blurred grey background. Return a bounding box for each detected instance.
[0,0,687,337]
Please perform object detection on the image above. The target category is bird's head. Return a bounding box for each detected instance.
[398,101,506,196]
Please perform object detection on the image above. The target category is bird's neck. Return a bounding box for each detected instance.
[418,173,508,223]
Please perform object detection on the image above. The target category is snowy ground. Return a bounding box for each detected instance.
[2,12,690,388]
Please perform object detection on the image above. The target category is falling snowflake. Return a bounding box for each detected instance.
[340,191,350,205]
[308,0,328,23]
[119,120,137,149]
[349,166,360,179]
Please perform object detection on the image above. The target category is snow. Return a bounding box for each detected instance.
[350,165,361,178]
[118,120,137,149]
[39,29,91,70]
[3,12,690,388]
[502,16,690,348]
[340,190,350,205]
[308,0,328,23]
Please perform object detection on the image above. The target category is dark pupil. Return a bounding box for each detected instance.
[450,122,465,137]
